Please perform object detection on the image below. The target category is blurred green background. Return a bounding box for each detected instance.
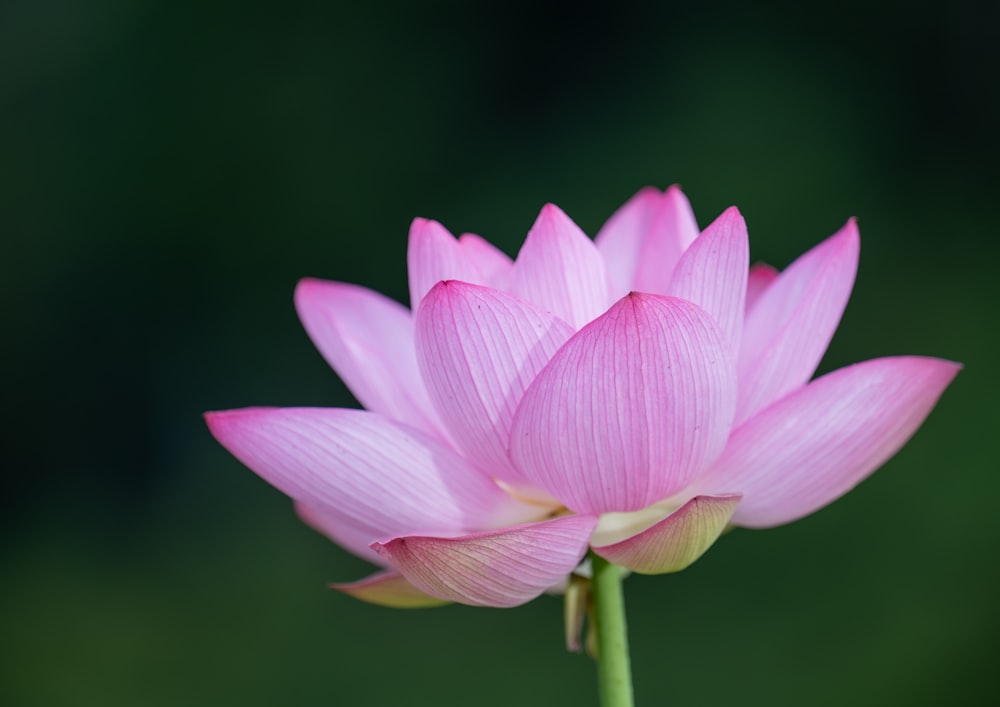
[2,1,996,705]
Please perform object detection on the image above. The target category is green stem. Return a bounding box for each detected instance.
[590,552,635,707]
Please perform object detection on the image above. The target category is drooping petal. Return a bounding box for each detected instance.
[372,514,598,608]
[407,218,485,309]
[696,356,960,528]
[594,187,663,295]
[591,495,741,574]
[745,262,778,314]
[458,233,513,288]
[632,185,701,295]
[330,570,449,608]
[415,280,575,486]
[736,219,860,424]
[205,408,532,550]
[294,279,446,440]
[510,293,737,515]
[507,204,613,328]
[669,206,749,354]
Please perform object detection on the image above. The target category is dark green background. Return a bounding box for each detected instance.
[2,2,996,705]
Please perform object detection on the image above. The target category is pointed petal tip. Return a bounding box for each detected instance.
[204,406,273,435]
[329,571,450,609]
[537,202,570,224]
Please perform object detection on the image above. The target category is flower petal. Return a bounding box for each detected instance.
[669,206,749,354]
[372,515,599,608]
[632,185,701,295]
[295,501,390,566]
[294,278,446,440]
[415,280,575,487]
[745,262,778,314]
[205,408,530,547]
[594,187,663,295]
[736,219,860,424]
[407,218,485,309]
[594,186,701,297]
[458,233,513,288]
[510,293,737,514]
[507,203,613,328]
[698,356,960,528]
[330,570,449,608]
[591,495,741,574]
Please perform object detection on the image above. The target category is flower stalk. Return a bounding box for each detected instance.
[590,552,635,707]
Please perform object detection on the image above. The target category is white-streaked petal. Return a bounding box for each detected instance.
[595,187,663,295]
[407,218,484,309]
[294,278,446,439]
[697,356,960,528]
[458,233,513,289]
[415,280,574,486]
[736,219,860,424]
[632,185,701,295]
[205,407,534,547]
[510,293,737,514]
[669,206,749,354]
[507,203,613,328]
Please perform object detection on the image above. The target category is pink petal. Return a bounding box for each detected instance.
[294,278,446,440]
[745,262,778,314]
[697,356,960,528]
[507,203,613,328]
[330,570,449,608]
[205,407,530,548]
[669,206,749,354]
[457,233,513,288]
[594,187,663,295]
[415,280,575,487]
[632,185,701,295]
[736,219,860,424]
[372,515,598,608]
[591,495,741,574]
[510,293,737,515]
[407,218,484,309]
[295,501,390,566]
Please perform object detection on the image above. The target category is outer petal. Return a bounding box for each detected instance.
[736,219,860,424]
[294,278,446,440]
[372,515,599,608]
[407,218,485,309]
[745,262,778,314]
[632,185,701,295]
[330,570,449,608]
[594,187,663,295]
[697,356,960,528]
[510,293,737,515]
[415,280,575,487]
[205,408,532,550]
[591,495,741,574]
[458,233,513,288]
[669,206,749,354]
[507,204,613,328]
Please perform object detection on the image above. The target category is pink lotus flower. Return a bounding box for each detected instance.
[206,186,958,609]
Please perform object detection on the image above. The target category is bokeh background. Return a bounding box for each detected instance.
[2,1,997,705]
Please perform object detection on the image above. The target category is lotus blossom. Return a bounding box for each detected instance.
[206,186,958,610]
